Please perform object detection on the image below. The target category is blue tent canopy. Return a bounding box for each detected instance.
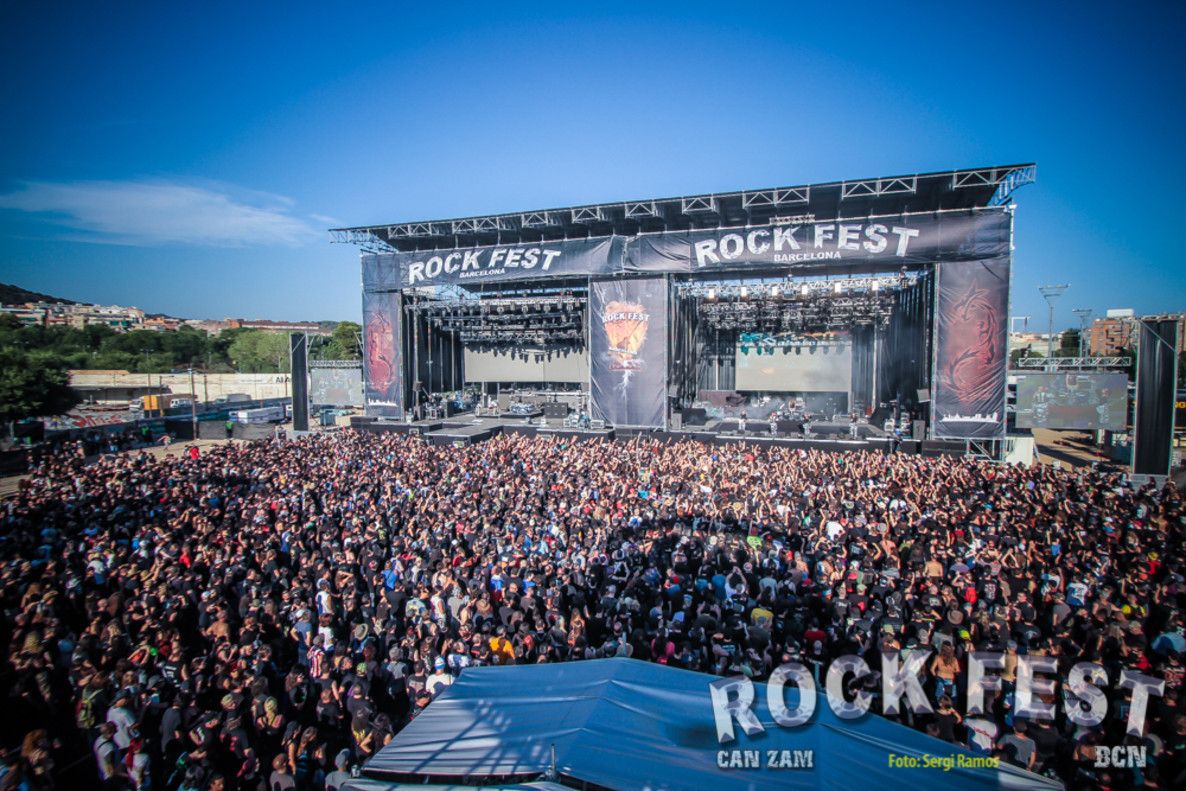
[353,658,1061,791]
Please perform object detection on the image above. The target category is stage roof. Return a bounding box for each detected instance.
[331,164,1034,254]
[353,657,1060,791]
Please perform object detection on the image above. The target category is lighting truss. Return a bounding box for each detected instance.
[680,274,910,333]
[1013,357,1129,370]
[409,292,588,351]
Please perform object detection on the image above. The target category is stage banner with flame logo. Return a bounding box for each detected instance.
[363,290,404,418]
[590,277,668,428]
[933,257,1010,439]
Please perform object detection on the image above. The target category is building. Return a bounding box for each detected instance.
[1089,314,1137,356]
[0,301,145,330]
[143,315,182,331]
[1009,331,1054,354]
[1089,310,1186,355]
[182,319,233,335]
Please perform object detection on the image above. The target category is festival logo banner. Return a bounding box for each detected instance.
[625,209,1011,274]
[590,277,668,428]
[387,236,622,288]
[362,290,403,418]
[933,257,1010,439]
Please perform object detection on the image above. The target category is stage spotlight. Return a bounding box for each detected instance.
[795,346,801,355]
[770,285,780,297]
[740,345,749,355]
[740,286,748,299]
[870,280,880,293]
[800,284,810,296]
[707,288,717,300]
[833,282,843,294]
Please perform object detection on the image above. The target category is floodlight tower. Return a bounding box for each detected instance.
[1039,284,1069,359]
[1072,308,1094,358]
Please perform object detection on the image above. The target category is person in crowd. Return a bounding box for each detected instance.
[0,430,1183,789]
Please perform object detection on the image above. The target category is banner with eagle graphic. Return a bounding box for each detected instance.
[590,277,668,428]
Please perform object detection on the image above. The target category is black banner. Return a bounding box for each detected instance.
[590,277,668,428]
[362,253,399,291]
[932,257,1010,439]
[626,210,1010,274]
[1134,319,1179,476]
[363,291,404,418]
[361,210,1010,288]
[374,237,622,289]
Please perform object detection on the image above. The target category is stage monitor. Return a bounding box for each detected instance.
[735,342,852,393]
[1013,372,1128,430]
[310,366,364,407]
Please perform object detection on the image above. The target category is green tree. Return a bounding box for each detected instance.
[1010,347,1042,367]
[322,321,361,359]
[1057,329,1081,357]
[227,330,290,372]
[0,347,79,431]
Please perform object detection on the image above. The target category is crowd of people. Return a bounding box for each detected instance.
[1,429,1184,789]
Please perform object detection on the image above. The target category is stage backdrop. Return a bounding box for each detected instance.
[590,277,667,427]
[363,290,404,418]
[933,257,1010,439]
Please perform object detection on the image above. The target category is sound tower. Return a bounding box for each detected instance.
[290,333,310,432]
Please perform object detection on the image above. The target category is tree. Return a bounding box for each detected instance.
[321,321,361,359]
[1010,347,1042,367]
[1057,329,1081,357]
[227,330,290,372]
[0,347,79,431]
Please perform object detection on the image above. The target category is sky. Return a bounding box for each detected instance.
[1,1,1184,327]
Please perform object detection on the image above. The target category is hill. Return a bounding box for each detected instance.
[0,282,77,306]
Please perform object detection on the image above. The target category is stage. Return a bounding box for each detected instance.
[340,165,1034,460]
[347,413,952,454]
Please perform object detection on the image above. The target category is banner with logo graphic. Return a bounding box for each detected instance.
[932,257,1010,439]
[363,290,404,418]
[361,210,1009,287]
[625,210,1010,274]
[373,237,622,289]
[590,277,668,427]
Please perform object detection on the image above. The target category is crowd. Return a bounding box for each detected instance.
[1,430,1184,790]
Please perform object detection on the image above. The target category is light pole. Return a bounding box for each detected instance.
[1072,308,1094,358]
[1039,284,1069,360]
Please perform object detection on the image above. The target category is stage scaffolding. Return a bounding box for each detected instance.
[340,164,1034,453]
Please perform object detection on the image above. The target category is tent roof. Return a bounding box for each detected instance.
[360,658,1060,791]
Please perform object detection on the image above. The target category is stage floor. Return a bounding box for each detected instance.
[349,414,918,453]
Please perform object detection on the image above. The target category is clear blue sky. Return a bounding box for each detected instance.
[1,2,1183,328]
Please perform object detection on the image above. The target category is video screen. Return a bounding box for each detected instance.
[1014,372,1128,430]
[735,338,852,393]
[310,367,364,407]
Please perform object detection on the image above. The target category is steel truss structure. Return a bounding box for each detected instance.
[1014,356,1129,370]
[331,164,1035,253]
